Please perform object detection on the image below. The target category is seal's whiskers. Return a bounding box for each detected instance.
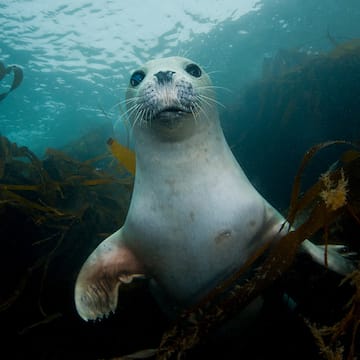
[198,93,226,109]
[124,103,141,122]
[128,105,143,131]
[193,102,210,124]
[110,96,138,113]
[190,107,199,126]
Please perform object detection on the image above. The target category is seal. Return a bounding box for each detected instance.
[75,56,352,321]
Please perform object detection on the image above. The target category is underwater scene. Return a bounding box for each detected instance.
[1,0,360,359]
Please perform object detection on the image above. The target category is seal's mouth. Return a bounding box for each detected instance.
[155,106,191,120]
[151,106,193,129]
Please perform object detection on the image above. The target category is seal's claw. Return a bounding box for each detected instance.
[75,229,145,321]
[75,278,119,321]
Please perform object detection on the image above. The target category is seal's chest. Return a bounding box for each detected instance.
[129,190,266,304]
[130,180,265,268]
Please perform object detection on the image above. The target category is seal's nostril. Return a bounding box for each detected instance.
[154,70,175,85]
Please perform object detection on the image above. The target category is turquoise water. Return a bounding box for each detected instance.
[0,0,260,152]
[1,0,359,155]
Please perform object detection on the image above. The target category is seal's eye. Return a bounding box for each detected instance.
[185,63,202,78]
[130,70,145,87]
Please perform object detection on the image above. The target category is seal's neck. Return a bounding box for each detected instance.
[133,111,230,175]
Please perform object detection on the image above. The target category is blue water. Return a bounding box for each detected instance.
[1,0,360,208]
[0,0,358,150]
[0,0,260,151]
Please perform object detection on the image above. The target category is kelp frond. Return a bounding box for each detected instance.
[306,269,360,360]
[320,168,348,211]
[0,135,132,334]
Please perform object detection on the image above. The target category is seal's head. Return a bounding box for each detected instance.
[125,56,217,140]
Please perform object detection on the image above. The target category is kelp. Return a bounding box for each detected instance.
[152,141,360,360]
[0,135,45,181]
[244,39,360,133]
[224,39,360,218]
[285,140,354,227]
[0,131,133,215]
[327,34,360,59]
[310,43,357,124]
[0,139,132,214]
[107,137,136,176]
[0,134,133,334]
[261,48,316,79]
[0,62,23,101]
[306,269,360,360]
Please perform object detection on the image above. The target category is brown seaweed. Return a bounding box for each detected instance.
[0,134,132,333]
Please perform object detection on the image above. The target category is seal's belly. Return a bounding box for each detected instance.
[125,174,268,304]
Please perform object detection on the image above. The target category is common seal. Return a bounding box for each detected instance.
[75,56,352,321]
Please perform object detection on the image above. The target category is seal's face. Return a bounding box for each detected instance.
[125,56,215,138]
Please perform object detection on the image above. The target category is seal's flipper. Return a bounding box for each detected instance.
[75,229,145,321]
[266,207,355,276]
[300,239,355,275]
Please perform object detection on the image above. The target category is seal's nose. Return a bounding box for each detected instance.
[154,71,175,85]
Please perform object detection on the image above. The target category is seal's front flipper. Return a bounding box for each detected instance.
[300,239,356,275]
[75,229,145,321]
